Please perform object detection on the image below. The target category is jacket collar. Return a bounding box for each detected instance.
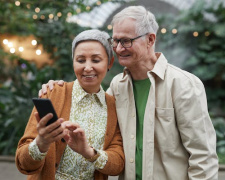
[121,52,168,81]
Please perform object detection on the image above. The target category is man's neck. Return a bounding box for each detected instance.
[129,53,158,80]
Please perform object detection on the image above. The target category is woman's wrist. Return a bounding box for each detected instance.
[85,147,100,162]
[36,136,49,153]
[83,147,96,159]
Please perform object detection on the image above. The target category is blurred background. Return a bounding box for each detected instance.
[0,0,225,171]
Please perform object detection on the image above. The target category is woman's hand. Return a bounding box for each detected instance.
[62,121,95,159]
[35,112,66,153]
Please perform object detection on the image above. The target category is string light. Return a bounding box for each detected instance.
[1,37,50,62]
[36,49,41,55]
[33,14,38,19]
[57,12,62,17]
[67,12,72,17]
[3,39,8,44]
[107,25,112,30]
[8,42,13,48]
[172,28,177,34]
[86,6,91,11]
[161,28,167,34]
[35,7,40,13]
[41,15,45,19]
[15,1,20,6]
[205,31,210,36]
[76,8,81,14]
[19,47,24,52]
[31,40,37,45]
[10,48,15,53]
[193,31,198,37]
[49,14,54,19]
[96,1,101,5]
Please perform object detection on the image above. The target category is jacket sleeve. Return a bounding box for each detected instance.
[97,94,125,176]
[15,86,61,175]
[174,76,218,180]
[98,123,125,176]
[15,107,46,175]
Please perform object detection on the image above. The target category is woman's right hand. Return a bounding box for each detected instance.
[34,112,65,153]
[38,80,64,97]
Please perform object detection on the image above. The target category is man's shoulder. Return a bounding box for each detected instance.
[111,73,124,81]
[166,64,203,87]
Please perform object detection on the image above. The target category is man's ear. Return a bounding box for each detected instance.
[147,33,156,47]
[108,56,115,70]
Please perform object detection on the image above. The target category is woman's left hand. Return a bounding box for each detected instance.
[62,121,95,159]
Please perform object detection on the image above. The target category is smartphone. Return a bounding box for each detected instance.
[32,98,58,126]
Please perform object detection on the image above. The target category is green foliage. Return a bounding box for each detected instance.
[0,50,59,154]
[158,0,225,163]
[159,0,225,112]
[0,0,124,155]
[212,117,225,164]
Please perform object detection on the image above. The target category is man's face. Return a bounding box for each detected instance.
[112,18,148,69]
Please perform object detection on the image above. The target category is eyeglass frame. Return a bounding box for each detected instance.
[109,33,148,48]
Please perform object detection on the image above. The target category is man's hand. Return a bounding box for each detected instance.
[35,112,66,153]
[38,80,64,97]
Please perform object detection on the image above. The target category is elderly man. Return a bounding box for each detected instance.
[39,6,218,180]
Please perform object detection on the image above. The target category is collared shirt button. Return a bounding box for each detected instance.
[131,135,135,139]
[132,114,135,117]
[130,158,134,163]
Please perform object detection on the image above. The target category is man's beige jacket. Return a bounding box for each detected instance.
[107,53,218,180]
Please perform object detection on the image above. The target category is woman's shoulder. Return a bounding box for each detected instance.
[105,92,115,102]
[43,81,74,99]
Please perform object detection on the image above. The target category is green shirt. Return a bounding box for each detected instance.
[132,78,151,180]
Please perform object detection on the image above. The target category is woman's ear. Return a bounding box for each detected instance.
[108,56,114,70]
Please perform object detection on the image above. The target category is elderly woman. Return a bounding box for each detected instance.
[15,29,124,180]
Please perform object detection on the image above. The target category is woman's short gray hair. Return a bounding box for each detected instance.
[72,29,113,63]
[111,6,159,36]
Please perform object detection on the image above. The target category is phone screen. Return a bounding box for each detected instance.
[32,98,58,126]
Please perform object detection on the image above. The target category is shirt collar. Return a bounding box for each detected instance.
[150,52,167,80]
[73,79,105,105]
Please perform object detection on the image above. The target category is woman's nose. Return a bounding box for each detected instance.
[84,64,93,71]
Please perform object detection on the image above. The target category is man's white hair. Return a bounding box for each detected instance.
[111,6,159,36]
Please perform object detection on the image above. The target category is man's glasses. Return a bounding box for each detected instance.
[109,33,148,48]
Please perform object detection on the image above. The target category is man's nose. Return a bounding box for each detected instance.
[115,42,125,52]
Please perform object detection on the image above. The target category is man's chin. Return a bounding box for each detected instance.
[118,58,131,66]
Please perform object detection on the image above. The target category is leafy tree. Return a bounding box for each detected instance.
[0,0,123,155]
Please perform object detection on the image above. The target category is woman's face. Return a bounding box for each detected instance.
[73,41,113,93]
